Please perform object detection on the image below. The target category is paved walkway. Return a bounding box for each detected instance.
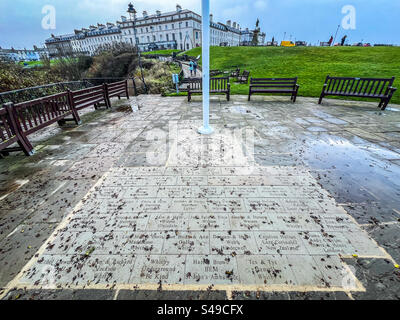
[1,95,399,300]
[181,62,202,79]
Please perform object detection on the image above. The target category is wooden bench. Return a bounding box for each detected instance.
[105,80,130,106]
[1,92,82,156]
[187,77,230,102]
[238,70,250,84]
[230,68,240,79]
[248,77,300,102]
[69,84,110,113]
[0,105,34,156]
[319,76,397,110]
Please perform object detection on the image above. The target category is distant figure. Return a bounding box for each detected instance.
[189,60,194,77]
[193,61,198,76]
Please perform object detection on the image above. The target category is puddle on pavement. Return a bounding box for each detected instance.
[299,133,400,209]
[385,107,400,112]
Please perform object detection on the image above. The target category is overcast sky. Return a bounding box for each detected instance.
[1,0,399,49]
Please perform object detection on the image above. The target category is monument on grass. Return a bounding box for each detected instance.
[251,19,261,46]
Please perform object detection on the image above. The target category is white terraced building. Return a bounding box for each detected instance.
[119,5,202,52]
[72,23,122,56]
[45,4,262,56]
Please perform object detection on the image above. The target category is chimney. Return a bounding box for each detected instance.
[227,20,231,27]
[156,10,161,16]
[237,24,240,30]
[210,14,213,22]
[143,11,148,17]
[233,22,237,28]
[176,4,182,12]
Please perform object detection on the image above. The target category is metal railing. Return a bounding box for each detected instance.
[83,77,140,96]
[0,81,93,105]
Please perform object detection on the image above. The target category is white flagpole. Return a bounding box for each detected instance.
[198,0,213,135]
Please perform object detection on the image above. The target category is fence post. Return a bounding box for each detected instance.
[103,83,111,109]
[4,102,35,156]
[67,89,82,125]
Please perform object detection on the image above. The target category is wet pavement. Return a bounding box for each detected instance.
[0,95,399,300]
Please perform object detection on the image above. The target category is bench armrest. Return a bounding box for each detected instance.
[389,86,397,92]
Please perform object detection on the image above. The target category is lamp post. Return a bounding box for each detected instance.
[128,3,148,93]
[198,0,213,135]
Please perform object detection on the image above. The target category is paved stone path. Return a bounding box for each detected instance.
[181,62,202,79]
[1,95,399,300]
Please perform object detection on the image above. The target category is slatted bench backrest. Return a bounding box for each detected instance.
[241,71,250,78]
[187,77,229,92]
[187,78,202,91]
[324,76,395,96]
[71,85,106,111]
[250,78,297,88]
[13,92,72,135]
[107,80,127,98]
[210,77,229,91]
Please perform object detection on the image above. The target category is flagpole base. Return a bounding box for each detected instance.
[198,125,214,135]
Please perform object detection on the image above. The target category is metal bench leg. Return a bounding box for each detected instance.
[318,94,324,105]
[293,87,299,103]
[248,92,251,101]
[378,99,385,109]
[381,98,390,111]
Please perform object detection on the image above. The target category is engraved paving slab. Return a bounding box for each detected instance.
[15,163,386,291]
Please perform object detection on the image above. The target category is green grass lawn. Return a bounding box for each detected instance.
[143,49,181,56]
[18,59,58,68]
[180,46,400,104]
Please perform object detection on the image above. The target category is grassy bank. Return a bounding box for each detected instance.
[181,46,400,104]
